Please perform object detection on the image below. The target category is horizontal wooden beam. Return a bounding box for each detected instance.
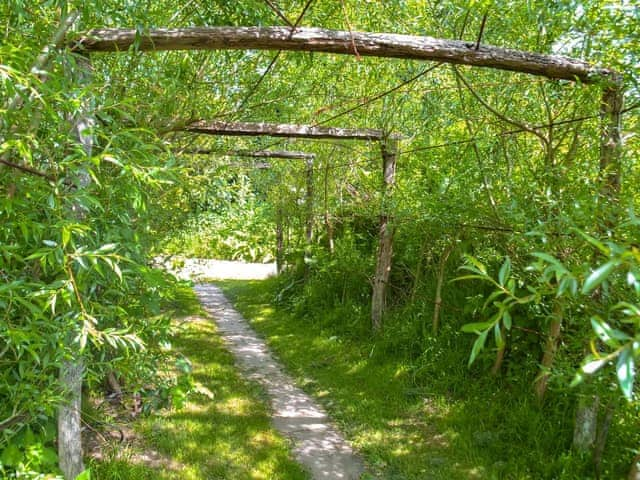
[185,149,315,159]
[73,26,615,84]
[223,161,272,169]
[183,120,385,140]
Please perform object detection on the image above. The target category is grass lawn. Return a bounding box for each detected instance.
[91,283,308,480]
[219,278,639,480]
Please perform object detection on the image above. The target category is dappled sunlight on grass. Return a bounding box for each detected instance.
[218,278,640,479]
[93,285,308,480]
[215,395,257,416]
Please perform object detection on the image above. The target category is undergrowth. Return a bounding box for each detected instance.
[219,275,640,480]
[92,283,307,480]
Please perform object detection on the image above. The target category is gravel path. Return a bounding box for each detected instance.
[194,283,366,480]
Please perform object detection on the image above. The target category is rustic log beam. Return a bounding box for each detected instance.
[182,120,385,140]
[73,26,616,84]
[220,161,273,169]
[184,148,316,159]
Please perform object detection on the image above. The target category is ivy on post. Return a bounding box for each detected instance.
[58,53,94,480]
[371,135,399,331]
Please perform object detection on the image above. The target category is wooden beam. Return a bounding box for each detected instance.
[185,148,316,159]
[221,161,272,169]
[73,26,615,84]
[183,120,385,140]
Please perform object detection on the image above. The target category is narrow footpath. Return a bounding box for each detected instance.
[194,283,366,480]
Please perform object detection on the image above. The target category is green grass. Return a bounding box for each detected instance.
[92,283,308,480]
[219,278,639,480]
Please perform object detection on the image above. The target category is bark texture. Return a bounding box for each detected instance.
[183,120,384,140]
[371,138,398,331]
[432,244,454,335]
[58,360,84,479]
[59,54,93,480]
[276,206,284,273]
[573,395,600,452]
[73,26,616,84]
[185,149,316,159]
[304,157,314,271]
[599,81,624,196]
[534,302,563,402]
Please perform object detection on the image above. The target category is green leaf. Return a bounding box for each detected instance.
[494,322,505,348]
[468,330,488,367]
[461,321,493,333]
[75,468,91,480]
[573,229,610,255]
[582,358,607,375]
[591,317,630,346]
[464,255,487,274]
[582,260,618,294]
[531,252,567,273]
[498,257,511,286]
[502,310,512,330]
[0,444,24,467]
[41,447,57,466]
[98,243,118,252]
[616,347,635,400]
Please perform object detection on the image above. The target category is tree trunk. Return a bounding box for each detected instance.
[534,301,563,402]
[594,402,615,479]
[58,359,84,479]
[432,243,454,335]
[628,453,640,480]
[573,394,600,453]
[59,53,93,480]
[371,137,398,331]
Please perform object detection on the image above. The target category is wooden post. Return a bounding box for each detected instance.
[572,79,623,454]
[323,160,335,254]
[276,204,284,273]
[599,79,624,197]
[304,156,314,271]
[371,136,398,331]
[59,54,93,480]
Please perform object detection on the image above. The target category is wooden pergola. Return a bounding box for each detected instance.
[178,122,399,303]
[183,147,321,274]
[58,24,623,480]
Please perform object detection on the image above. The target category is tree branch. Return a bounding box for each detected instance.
[453,66,549,145]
